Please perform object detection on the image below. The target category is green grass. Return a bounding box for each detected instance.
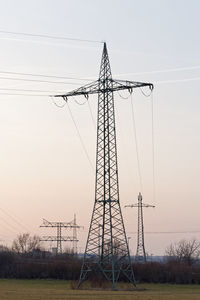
[0,279,200,300]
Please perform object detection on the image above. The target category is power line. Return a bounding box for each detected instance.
[73,98,88,105]
[151,92,156,203]
[87,99,96,131]
[0,70,92,82]
[66,102,94,172]
[72,96,96,130]
[0,76,81,85]
[127,231,200,235]
[0,30,103,44]
[113,65,200,77]
[154,77,200,85]
[0,88,66,93]
[0,221,18,236]
[51,96,67,108]
[79,229,200,235]
[0,213,21,235]
[0,93,48,97]
[118,89,155,202]
[1,75,199,89]
[139,87,152,97]
[117,90,131,99]
[0,207,31,233]
[0,64,200,88]
[5,65,200,82]
[0,68,200,88]
[130,93,143,192]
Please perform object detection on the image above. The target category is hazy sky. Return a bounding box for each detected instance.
[0,0,200,255]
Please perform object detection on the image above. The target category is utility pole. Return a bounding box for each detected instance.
[40,216,82,254]
[54,42,153,289]
[125,192,155,262]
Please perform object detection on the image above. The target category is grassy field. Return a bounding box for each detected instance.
[0,279,200,300]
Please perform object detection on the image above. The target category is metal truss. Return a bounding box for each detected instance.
[54,79,153,99]
[54,42,153,289]
[40,236,76,242]
[125,193,155,262]
[40,215,81,254]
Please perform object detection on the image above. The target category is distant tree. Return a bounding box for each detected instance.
[12,233,41,254]
[165,239,200,265]
[0,244,9,252]
[62,246,74,255]
[103,238,124,257]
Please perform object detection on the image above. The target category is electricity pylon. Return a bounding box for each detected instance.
[125,192,155,262]
[40,215,81,254]
[54,43,153,289]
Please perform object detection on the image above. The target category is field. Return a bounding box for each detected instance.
[0,280,200,300]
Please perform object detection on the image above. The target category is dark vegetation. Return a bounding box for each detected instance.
[1,236,200,284]
[0,250,81,279]
[134,261,200,284]
[1,250,200,284]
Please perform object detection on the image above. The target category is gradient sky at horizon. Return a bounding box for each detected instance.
[0,0,200,255]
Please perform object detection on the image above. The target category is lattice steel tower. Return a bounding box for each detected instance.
[40,216,81,254]
[54,43,153,289]
[125,192,155,262]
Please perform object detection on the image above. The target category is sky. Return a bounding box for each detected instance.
[0,0,200,255]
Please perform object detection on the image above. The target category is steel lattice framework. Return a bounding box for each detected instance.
[125,193,155,262]
[40,216,81,254]
[54,43,153,289]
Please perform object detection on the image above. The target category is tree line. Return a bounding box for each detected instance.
[1,234,200,284]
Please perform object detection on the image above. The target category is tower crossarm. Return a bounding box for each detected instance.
[142,203,155,208]
[40,236,78,242]
[125,203,155,208]
[54,80,99,99]
[40,218,82,228]
[54,79,153,99]
[124,204,139,208]
[112,79,153,93]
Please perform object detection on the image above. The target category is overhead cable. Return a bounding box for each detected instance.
[0,30,103,44]
[1,67,200,86]
[127,230,200,235]
[87,99,96,131]
[139,87,153,97]
[74,98,88,105]
[0,213,21,234]
[0,207,31,232]
[0,87,67,93]
[51,96,66,108]
[130,93,143,192]
[0,93,48,97]
[0,76,81,85]
[0,70,92,82]
[114,65,200,77]
[117,90,131,99]
[154,77,200,84]
[0,221,18,236]
[151,92,156,203]
[67,102,94,172]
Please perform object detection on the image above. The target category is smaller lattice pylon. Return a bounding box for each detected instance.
[40,215,83,254]
[125,192,155,262]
